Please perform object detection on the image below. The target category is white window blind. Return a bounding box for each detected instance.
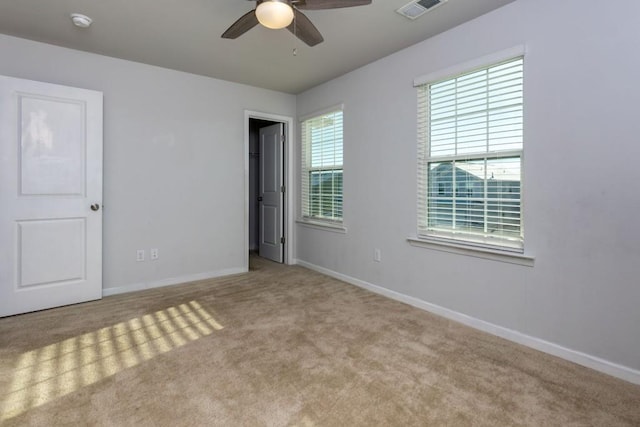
[417,57,524,250]
[301,109,343,222]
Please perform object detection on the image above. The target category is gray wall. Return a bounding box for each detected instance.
[295,0,640,374]
[0,34,296,292]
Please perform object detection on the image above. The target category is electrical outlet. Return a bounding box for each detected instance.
[374,248,382,262]
[150,248,159,260]
[136,249,145,262]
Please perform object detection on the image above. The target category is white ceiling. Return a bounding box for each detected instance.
[0,0,516,94]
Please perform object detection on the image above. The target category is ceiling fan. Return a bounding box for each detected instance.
[221,0,372,47]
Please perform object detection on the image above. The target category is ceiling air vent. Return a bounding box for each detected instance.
[396,0,449,20]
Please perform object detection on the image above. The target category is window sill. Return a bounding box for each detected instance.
[407,236,534,267]
[297,219,347,234]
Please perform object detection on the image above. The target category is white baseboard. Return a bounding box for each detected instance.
[294,259,640,385]
[102,267,247,297]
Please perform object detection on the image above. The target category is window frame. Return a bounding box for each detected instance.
[415,50,526,253]
[299,105,345,228]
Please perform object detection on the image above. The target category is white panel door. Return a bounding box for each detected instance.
[259,123,283,263]
[0,75,103,317]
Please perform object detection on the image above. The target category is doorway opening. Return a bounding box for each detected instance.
[245,111,294,268]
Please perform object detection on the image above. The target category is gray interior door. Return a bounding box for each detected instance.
[259,123,284,263]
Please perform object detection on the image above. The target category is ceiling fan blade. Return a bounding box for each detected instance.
[295,0,371,10]
[287,9,324,47]
[221,10,259,39]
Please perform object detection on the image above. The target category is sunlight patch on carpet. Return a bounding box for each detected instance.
[0,300,223,421]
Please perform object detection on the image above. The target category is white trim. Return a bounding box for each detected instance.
[296,219,347,234]
[414,44,527,87]
[298,103,345,123]
[407,236,534,266]
[244,110,296,269]
[102,267,246,297]
[294,259,640,385]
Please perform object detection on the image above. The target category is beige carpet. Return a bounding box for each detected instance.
[1,257,639,426]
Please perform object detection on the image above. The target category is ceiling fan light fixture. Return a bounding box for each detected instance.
[255,0,294,30]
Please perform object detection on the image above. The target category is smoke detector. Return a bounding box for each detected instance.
[397,0,449,20]
[70,13,92,28]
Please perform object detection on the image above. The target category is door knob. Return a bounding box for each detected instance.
[90,204,100,211]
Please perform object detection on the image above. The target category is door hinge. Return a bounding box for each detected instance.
[280,135,286,143]
[281,185,286,193]
[280,236,285,244]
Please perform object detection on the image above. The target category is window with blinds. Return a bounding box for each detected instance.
[301,108,343,222]
[417,57,524,250]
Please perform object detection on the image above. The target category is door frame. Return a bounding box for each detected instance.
[244,110,294,268]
